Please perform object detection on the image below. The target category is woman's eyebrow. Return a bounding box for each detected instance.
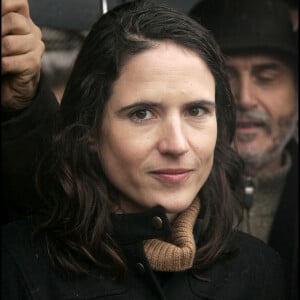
[116,101,162,115]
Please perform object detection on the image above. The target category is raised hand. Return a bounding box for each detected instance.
[2,0,45,109]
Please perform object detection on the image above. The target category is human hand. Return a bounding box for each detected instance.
[1,0,45,110]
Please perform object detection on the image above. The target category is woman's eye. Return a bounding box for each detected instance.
[187,106,205,117]
[131,109,153,122]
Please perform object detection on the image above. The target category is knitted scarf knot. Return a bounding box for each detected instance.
[144,199,200,272]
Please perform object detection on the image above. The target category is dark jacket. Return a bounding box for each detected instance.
[1,75,59,224]
[268,139,298,300]
[2,208,285,300]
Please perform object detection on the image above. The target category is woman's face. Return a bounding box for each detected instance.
[100,41,217,221]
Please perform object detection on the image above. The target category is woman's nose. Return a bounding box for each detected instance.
[157,118,189,156]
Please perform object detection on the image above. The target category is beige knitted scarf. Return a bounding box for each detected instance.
[143,199,200,272]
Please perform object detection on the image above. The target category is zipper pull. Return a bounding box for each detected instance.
[243,176,254,209]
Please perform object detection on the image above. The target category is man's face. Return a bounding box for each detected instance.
[226,54,297,174]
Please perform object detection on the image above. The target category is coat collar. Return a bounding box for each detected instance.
[111,206,172,244]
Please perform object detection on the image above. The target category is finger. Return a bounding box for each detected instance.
[1,43,44,75]
[1,12,31,36]
[2,34,36,56]
[30,19,42,40]
[2,0,30,18]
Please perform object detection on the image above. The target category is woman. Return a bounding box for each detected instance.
[1,1,284,299]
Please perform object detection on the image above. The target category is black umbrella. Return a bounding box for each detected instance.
[28,0,199,31]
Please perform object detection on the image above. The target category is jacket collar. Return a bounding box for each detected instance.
[111,206,172,244]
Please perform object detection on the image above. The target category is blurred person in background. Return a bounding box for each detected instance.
[283,0,299,31]
[1,8,84,224]
[1,0,59,224]
[189,0,298,299]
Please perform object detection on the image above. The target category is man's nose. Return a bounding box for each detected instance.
[234,76,258,110]
[157,118,189,156]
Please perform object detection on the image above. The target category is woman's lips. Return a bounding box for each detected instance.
[149,169,192,184]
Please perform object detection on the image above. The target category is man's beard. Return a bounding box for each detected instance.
[235,109,298,171]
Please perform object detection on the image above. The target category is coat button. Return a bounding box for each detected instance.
[152,216,163,229]
[135,262,145,274]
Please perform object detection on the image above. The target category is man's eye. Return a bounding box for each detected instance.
[256,71,278,84]
[131,109,153,122]
[257,75,274,83]
[187,106,205,117]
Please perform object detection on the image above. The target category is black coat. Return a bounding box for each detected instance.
[1,75,59,224]
[268,139,298,300]
[2,208,285,300]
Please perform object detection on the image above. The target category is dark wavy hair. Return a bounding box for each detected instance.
[35,0,242,276]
